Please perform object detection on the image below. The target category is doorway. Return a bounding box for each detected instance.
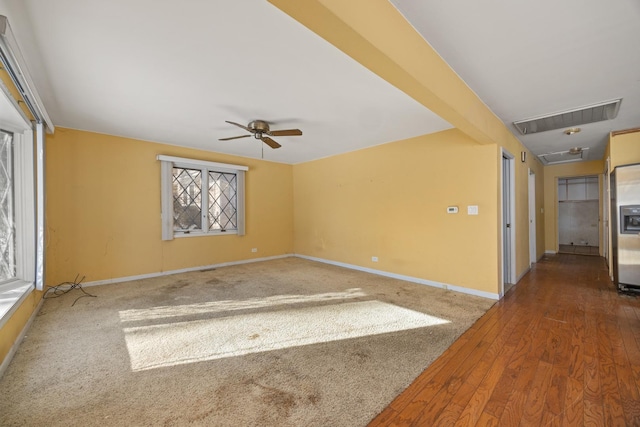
[502,151,516,295]
[557,175,600,256]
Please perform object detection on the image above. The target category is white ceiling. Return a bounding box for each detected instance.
[2,0,452,164]
[391,0,640,163]
[3,1,639,165]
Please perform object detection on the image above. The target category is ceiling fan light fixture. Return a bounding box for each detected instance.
[564,127,581,136]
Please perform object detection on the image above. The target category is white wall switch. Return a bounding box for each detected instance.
[447,206,459,214]
[468,205,479,215]
[372,256,378,262]
[251,248,257,253]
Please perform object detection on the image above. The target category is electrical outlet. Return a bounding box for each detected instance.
[372,256,378,262]
[251,248,257,253]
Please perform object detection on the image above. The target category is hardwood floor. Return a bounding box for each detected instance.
[369,254,640,426]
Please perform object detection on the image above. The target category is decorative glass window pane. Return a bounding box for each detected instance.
[0,131,14,281]
[208,172,237,231]
[172,168,202,231]
[159,155,246,239]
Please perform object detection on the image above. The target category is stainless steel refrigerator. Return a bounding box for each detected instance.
[611,163,640,292]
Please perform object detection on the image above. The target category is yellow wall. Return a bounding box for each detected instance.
[293,129,500,294]
[609,131,640,169]
[45,128,294,285]
[543,160,605,253]
[0,291,41,367]
[273,0,546,289]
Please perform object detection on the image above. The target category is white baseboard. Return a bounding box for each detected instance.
[76,252,500,300]
[0,295,44,380]
[545,250,557,255]
[294,254,499,300]
[82,254,292,287]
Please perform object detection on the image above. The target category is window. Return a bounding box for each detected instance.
[0,130,15,281]
[158,155,247,240]
[0,126,38,326]
[0,14,50,326]
[558,176,599,201]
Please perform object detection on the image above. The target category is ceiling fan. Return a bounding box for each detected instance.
[219,120,302,149]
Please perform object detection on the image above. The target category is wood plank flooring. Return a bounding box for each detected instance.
[369,254,640,426]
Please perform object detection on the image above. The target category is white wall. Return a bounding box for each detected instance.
[558,200,599,246]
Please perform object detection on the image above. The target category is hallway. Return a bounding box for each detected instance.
[369,254,640,426]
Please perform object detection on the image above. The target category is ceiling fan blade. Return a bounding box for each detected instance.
[267,129,303,137]
[225,120,251,132]
[218,135,251,141]
[261,136,281,149]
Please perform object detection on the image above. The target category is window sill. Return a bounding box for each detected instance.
[0,280,35,330]
[174,230,239,238]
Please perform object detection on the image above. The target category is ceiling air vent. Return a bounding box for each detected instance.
[513,99,622,135]
[538,147,589,165]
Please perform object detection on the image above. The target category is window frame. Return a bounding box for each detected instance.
[157,155,247,240]
[0,127,38,329]
[0,14,50,328]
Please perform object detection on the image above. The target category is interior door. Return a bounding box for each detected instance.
[502,152,515,290]
[529,169,536,265]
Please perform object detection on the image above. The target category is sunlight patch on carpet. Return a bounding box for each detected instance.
[118,288,366,322]
[122,300,450,371]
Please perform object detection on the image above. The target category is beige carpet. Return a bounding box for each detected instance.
[0,257,494,426]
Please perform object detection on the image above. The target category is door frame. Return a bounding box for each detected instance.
[528,169,536,265]
[557,175,600,251]
[603,158,610,265]
[501,149,516,295]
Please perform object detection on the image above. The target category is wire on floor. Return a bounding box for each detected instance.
[43,274,97,306]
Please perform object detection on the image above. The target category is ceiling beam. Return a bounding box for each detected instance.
[269,0,516,147]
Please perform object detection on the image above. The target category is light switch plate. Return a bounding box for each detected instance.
[468,205,479,215]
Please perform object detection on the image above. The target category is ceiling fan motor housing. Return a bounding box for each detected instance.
[248,120,269,138]
[249,120,270,133]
